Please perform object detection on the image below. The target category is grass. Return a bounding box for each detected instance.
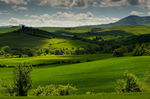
[0,32,50,49]
[0,54,113,66]
[0,56,150,94]
[48,38,99,49]
[0,27,20,34]
[39,25,150,35]
[101,25,150,35]
[0,93,150,99]
[0,31,98,49]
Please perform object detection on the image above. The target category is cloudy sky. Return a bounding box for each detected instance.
[0,0,150,27]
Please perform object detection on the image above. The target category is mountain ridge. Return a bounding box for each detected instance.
[80,15,150,28]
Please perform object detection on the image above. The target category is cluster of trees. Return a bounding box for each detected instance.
[36,46,101,56]
[133,43,150,56]
[0,46,33,58]
[0,45,103,58]
[16,26,54,39]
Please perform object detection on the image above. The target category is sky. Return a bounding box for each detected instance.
[0,0,150,27]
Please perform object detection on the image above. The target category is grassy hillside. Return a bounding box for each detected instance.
[0,27,20,34]
[0,54,112,66]
[0,32,50,49]
[0,56,150,94]
[39,25,150,35]
[48,38,99,49]
[38,25,150,41]
[0,31,98,49]
[103,25,150,35]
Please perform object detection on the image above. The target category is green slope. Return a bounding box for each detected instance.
[0,56,150,94]
[103,25,150,35]
[0,31,98,49]
[0,32,50,49]
[0,27,20,34]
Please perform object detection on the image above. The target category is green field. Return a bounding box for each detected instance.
[0,32,99,49]
[0,56,150,95]
[39,25,150,35]
[0,93,150,99]
[0,27,20,34]
[0,54,112,66]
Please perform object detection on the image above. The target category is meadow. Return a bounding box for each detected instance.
[1,93,150,99]
[0,54,112,66]
[0,27,20,34]
[0,26,150,98]
[0,56,150,95]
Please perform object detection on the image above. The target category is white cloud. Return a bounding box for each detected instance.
[8,12,120,27]
[54,12,94,20]
[100,0,150,9]
[12,5,28,11]
[130,11,144,15]
[39,0,71,9]
[147,12,150,16]
[0,0,27,5]
[100,0,129,7]
[9,17,41,26]
[37,0,150,9]
[70,0,94,9]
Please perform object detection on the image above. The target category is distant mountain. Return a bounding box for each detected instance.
[81,15,150,27]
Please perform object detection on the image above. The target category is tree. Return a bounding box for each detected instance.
[0,46,11,55]
[13,64,32,96]
[116,71,142,93]
[133,44,146,56]
[133,43,150,56]
[113,46,128,57]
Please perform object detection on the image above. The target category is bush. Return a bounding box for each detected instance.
[113,46,128,57]
[116,71,142,93]
[33,84,77,96]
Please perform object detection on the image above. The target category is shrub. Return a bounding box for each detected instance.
[116,71,142,93]
[113,46,128,57]
[33,84,77,96]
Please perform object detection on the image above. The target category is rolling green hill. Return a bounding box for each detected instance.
[0,27,20,34]
[101,25,150,35]
[0,56,150,94]
[38,25,150,41]
[0,28,99,49]
[0,54,112,66]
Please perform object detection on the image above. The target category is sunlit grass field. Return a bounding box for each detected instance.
[0,56,150,95]
[0,54,112,66]
[1,93,150,99]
